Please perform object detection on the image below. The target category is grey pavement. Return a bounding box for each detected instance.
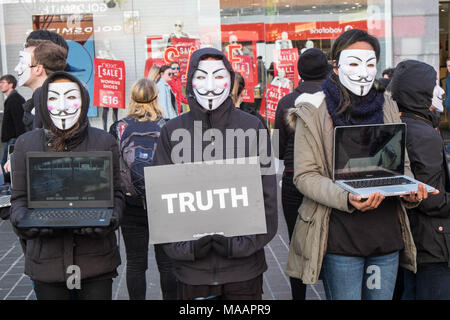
[0,172,325,300]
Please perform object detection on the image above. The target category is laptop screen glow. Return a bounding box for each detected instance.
[334,123,406,180]
[28,154,112,204]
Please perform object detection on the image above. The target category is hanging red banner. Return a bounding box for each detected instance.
[168,38,201,85]
[260,84,290,123]
[233,54,255,103]
[93,58,126,109]
[273,48,300,88]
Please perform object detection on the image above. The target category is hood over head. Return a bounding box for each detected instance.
[39,71,90,151]
[186,47,235,112]
[390,60,436,122]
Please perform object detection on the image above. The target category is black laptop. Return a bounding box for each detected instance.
[17,151,114,228]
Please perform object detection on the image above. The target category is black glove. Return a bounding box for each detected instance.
[212,234,232,257]
[73,216,119,238]
[192,235,213,259]
[16,227,54,239]
[0,206,10,220]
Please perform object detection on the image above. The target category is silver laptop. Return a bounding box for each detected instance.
[333,123,435,198]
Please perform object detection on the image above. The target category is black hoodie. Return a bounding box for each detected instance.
[391,60,450,266]
[10,71,124,283]
[152,48,278,286]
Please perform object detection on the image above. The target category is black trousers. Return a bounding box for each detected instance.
[281,171,307,300]
[121,204,178,300]
[34,279,113,300]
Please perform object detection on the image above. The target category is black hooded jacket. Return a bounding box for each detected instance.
[152,48,278,285]
[391,60,450,266]
[10,71,124,283]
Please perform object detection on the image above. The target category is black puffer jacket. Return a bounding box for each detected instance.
[391,60,450,266]
[152,48,278,285]
[10,71,124,283]
[274,80,324,171]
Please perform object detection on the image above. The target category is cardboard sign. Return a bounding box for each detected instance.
[260,84,290,123]
[144,158,267,244]
[273,48,300,88]
[93,58,125,109]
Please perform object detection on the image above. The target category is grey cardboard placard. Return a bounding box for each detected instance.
[144,157,267,244]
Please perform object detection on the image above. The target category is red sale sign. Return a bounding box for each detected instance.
[232,54,255,102]
[94,59,126,109]
[260,84,290,123]
[273,48,299,88]
[168,38,201,85]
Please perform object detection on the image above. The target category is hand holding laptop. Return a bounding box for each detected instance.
[348,192,385,212]
[400,183,439,203]
[349,183,440,212]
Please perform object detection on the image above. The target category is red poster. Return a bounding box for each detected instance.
[233,55,255,102]
[93,58,126,109]
[169,38,201,85]
[260,84,290,123]
[273,48,299,88]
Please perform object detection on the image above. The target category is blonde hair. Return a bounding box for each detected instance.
[127,78,163,121]
[232,72,245,106]
[147,65,161,82]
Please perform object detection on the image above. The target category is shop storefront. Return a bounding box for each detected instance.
[0,0,440,128]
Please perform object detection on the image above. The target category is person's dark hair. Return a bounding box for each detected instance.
[330,29,381,116]
[26,30,69,58]
[159,65,171,75]
[382,68,395,78]
[0,74,17,89]
[232,72,245,105]
[331,29,380,64]
[32,40,67,75]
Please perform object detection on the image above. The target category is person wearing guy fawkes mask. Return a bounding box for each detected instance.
[152,48,278,300]
[9,71,124,300]
[286,29,435,300]
[390,60,450,300]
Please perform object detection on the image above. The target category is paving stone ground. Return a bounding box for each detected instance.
[0,173,325,300]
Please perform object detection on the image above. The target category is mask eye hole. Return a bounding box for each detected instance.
[48,97,57,101]
[349,63,359,67]
[367,64,375,68]
[215,75,224,80]
[67,95,78,100]
[196,75,206,80]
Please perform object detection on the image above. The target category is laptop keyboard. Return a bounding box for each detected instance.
[29,208,111,221]
[345,177,415,188]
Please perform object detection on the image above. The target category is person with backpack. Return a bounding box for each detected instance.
[110,78,177,300]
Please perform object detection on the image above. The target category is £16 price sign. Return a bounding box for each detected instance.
[94,58,126,109]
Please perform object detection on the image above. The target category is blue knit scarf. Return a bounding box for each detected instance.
[322,76,385,126]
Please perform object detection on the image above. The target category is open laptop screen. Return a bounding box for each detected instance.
[333,123,406,181]
[26,151,114,208]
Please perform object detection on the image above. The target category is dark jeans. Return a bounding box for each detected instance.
[121,204,177,300]
[281,171,307,300]
[34,279,112,300]
[415,263,450,300]
[102,107,118,131]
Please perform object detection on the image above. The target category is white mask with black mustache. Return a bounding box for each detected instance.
[338,49,377,96]
[192,60,231,111]
[47,82,82,130]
